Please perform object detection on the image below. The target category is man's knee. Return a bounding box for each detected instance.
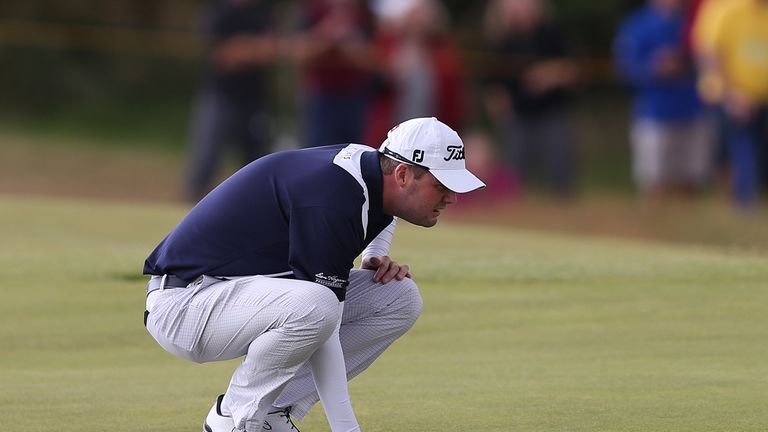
[287,284,341,341]
[388,278,423,331]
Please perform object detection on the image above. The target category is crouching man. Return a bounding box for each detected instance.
[142,117,485,431]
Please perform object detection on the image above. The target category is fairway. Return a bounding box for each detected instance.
[1,196,767,432]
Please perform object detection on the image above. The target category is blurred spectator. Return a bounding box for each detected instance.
[682,0,707,57]
[482,0,580,200]
[455,131,521,208]
[293,0,375,148]
[689,0,746,199]
[363,0,468,146]
[690,0,744,104]
[705,0,768,208]
[184,0,277,202]
[615,0,713,201]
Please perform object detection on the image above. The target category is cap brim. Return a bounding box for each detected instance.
[430,169,486,193]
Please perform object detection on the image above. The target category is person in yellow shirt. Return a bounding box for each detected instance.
[709,0,768,206]
[691,0,746,104]
[690,0,746,200]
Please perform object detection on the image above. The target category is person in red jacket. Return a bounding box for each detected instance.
[364,0,467,147]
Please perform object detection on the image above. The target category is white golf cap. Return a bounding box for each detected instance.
[379,117,486,193]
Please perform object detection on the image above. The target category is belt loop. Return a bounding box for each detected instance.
[160,274,168,291]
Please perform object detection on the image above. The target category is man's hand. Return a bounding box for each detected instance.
[361,256,411,284]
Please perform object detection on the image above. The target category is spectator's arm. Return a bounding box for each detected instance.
[614,22,657,85]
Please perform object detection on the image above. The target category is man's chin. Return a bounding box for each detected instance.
[401,213,440,228]
[416,217,439,228]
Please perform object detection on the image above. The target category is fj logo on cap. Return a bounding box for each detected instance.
[412,149,425,163]
[444,145,465,161]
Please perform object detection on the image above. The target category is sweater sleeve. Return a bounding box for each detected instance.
[361,218,396,261]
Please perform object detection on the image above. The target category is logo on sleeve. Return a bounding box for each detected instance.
[314,273,348,289]
[444,145,465,161]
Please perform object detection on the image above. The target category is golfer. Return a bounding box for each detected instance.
[143,117,485,432]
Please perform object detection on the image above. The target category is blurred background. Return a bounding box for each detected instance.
[1,0,766,249]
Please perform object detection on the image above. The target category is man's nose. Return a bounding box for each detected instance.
[445,191,458,205]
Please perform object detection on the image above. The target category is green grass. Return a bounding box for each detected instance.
[1,196,767,431]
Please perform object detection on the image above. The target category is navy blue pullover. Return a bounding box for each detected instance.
[143,144,393,300]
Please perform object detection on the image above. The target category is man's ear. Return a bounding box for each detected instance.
[394,163,410,188]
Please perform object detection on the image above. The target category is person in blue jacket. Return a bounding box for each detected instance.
[615,0,713,200]
[143,117,484,432]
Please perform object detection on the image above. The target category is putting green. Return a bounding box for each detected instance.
[1,196,766,431]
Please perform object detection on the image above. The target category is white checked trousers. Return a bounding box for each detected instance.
[145,269,423,431]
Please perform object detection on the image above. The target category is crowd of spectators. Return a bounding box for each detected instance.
[615,0,768,208]
[184,0,768,209]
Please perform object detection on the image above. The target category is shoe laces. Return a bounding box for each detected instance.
[266,406,299,431]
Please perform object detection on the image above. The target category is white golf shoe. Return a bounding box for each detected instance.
[203,394,299,432]
[262,407,300,431]
[203,394,241,432]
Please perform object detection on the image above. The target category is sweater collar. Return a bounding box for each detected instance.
[360,150,384,215]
